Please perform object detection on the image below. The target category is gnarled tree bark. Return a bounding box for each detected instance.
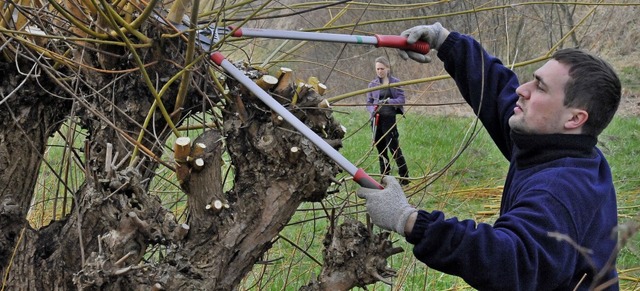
[1,14,402,290]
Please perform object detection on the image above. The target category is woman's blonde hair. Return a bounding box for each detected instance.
[375,56,391,75]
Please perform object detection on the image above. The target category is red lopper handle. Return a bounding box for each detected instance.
[354,168,383,189]
[374,35,430,54]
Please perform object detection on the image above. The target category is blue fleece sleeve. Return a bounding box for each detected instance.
[406,190,580,291]
[437,32,520,160]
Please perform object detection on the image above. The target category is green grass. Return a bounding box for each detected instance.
[31,110,640,290]
[244,109,640,290]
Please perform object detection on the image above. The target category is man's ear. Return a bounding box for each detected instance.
[565,109,588,130]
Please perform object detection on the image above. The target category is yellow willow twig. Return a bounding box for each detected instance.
[0,27,152,49]
[322,52,553,106]
[112,0,127,14]
[46,0,109,39]
[224,0,370,22]
[325,74,451,105]
[70,95,176,171]
[87,0,159,38]
[199,0,254,20]
[224,2,293,20]
[208,65,231,102]
[320,2,604,105]
[7,32,156,73]
[118,117,177,171]
[135,53,208,155]
[176,121,216,131]
[128,0,161,31]
[158,56,207,99]
[96,0,178,166]
[0,35,17,61]
[298,1,640,34]
[172,0,201,119]
[6,33,77,69]
[14,0,31,31]
[79,0,97,15]
[132,45,226,169]
[264,0,440,12]
[546,0,604,56]
[1,4,14,29]
[263,1,353,71]
[102,3,150,43]
[221,0,274,42]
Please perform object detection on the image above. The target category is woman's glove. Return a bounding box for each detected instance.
[398,22,450,63]
[356,176,417,236]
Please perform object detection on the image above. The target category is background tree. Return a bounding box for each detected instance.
[1,0,638,289]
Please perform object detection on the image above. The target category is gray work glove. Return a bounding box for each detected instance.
[398,22,450,63]
[357,176,417,236]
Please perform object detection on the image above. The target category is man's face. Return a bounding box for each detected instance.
[375,62,389,79]
[509,60,574,134]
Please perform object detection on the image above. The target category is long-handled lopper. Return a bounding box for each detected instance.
[157,15,430,188]
[371,105,379,146]
[218,26,430,54]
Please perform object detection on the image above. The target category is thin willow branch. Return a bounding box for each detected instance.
[295,1,640,34]
[173,0,201,119]
[45,0,109,39]
[94,0,179,165]
[101,2,151,43]
[262,1,355,71]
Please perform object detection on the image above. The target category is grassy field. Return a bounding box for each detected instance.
[245,109,640,290]
[30,109,640,290]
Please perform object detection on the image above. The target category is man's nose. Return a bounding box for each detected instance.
[515,82,531,99]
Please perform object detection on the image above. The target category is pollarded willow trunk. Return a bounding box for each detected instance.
[0,20,213,289]
[1,6,403,289]
[0,61,73,287]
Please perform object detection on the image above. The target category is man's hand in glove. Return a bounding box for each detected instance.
[357,176,418,236]
[398,22,450,63]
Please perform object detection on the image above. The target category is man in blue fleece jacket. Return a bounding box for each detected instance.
[356,23,621,290]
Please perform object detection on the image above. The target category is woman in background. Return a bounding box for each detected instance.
[366,56,409,185]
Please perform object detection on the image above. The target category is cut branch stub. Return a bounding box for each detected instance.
[288,146,300,163]
[306,76,326,96]
[190,142,207,159]
[191,158,205,172]
[257,75,278,90]
[175,138,209,182]
[172,223,190,241]
[274,67,293,93]
[295,82,312,104]
[174,136,193,186]
[174,136,192,163]
[317,98,331,109]
[316,83,327,96]
[272,114,285,126]
[205,199,229,213]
